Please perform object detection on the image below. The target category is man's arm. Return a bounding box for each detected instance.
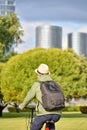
[19,82,37,110]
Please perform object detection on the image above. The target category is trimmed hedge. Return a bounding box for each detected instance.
[62,106,80,112]
[8,107,35,113]
[80,106,87,114]
[8,106,80,113]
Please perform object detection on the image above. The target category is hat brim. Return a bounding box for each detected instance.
[35,69,50,75]
[35,69,38,74]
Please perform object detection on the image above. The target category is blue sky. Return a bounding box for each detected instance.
[15,0,87,53]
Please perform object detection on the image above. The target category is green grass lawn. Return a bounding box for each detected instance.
[0,112,87,130]
[57,112,87,130]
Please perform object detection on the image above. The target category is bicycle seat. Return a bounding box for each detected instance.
[46,120,54,123]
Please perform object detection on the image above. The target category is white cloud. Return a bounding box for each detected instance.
[14,22,43,53]
[78,27,87,33]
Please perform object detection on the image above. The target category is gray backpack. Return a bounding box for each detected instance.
[39,81,65,111]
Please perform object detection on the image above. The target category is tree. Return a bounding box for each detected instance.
[1,48,87,103]
[0,14,24,54]
[0,43,4,61]
[0,43,17,62]
[0,91,7,117]
[0,63,8,117]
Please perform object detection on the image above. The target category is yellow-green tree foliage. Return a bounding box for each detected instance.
[0,62,4,90]
[0,14,24,54]
[1,48,87,102]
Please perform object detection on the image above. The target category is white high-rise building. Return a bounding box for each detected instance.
[36,25,62,48]
[68,32,87,57]
[0,0,15,16]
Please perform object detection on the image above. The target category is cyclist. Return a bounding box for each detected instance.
[19,63,62,130]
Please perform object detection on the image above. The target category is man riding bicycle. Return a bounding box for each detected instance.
[19,64,62,130]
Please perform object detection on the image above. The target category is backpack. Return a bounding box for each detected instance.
[39,80,65,111]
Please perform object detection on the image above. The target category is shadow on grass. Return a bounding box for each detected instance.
[1,112,31,118]
[62,112,87,118]
[1,112,87,118]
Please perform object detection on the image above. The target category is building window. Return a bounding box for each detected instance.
[7,0,15,5]
[0,0,15,16]
[0,0,5,4]
[1,10,5,15]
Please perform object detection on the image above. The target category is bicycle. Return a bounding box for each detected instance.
[45,120,55,130]
[26,103,55,130]
[25,103,36,130]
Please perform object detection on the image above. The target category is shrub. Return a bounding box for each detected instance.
[8,107,35,113]
[80,106,87,114]
[63,106,80,112]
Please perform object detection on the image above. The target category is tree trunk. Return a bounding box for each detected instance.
[0,111,2,117]
[0,106,3,117]
[0,104,7,117]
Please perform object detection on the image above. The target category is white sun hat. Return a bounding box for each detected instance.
[35,63,50,75]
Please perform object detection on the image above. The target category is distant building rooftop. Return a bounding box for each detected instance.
[0,0,15,16]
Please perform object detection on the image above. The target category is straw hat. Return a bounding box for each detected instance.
[35,64,50,75]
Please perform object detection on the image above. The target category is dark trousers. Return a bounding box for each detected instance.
[30,114,61,130]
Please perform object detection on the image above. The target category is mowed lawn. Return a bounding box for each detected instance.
[0,112,87,130]
[57,112,87,130]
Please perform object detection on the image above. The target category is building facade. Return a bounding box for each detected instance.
[0,0,15,16]
[68,32,87,57]
[36,25,62,48]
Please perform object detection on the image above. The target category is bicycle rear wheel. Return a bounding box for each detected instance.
[45,122,55,130]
